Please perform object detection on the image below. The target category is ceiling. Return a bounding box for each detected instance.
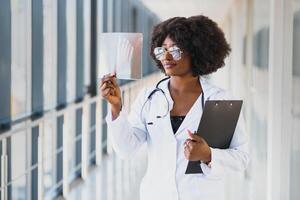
[140,0,235,23]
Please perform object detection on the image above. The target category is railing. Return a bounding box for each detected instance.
[0,72,163,200]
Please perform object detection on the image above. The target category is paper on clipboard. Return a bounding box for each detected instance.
[185,100,243,174]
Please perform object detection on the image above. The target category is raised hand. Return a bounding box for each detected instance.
[100,73,122,120]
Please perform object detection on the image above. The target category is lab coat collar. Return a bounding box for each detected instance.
[158,76,216,135]
[158,76,216,106]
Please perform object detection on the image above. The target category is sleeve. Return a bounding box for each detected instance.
[105,88,149,159]
[201,90,250,178]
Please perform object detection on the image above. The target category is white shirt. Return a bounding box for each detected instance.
[106,76,250,200]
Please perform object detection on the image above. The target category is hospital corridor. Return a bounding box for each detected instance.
[0,0,299,199]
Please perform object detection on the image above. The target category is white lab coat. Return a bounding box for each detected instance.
[106,76,250,200]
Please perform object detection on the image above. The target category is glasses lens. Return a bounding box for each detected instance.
[169,47,181,60]
[154,47,165,60]
[154,46,182,61]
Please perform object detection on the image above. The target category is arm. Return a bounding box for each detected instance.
[105,88,149,159]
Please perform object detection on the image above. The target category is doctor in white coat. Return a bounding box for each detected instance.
[100,15,250,200]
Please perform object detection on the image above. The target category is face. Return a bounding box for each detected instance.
[156,36,192,77]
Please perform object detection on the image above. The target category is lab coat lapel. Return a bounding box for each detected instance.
[174,93,203,135]
[158,78,175,137]
[158,76,216,137]
[174,77,216,135]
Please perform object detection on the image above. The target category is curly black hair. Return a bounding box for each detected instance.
[150,15,231,76]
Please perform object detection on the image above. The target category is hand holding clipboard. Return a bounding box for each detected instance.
[185,100,243,174]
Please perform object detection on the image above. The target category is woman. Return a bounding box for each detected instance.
[100,15,249,200]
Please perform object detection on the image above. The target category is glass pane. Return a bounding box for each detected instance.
[43,119,56,194]
[65,110,76,181]
[44,157,54,196]
[66,0,76,103]
[75,108,82,174]
[0,141,2,191]
[291,1,300,199]
[84,0,91,88]
[43,0,57,111]
[56,116,64,193]
[10,175,27,200]
[11,0,31,120]
[10,132,27,181]
[249,0,270,199]
[89,103,96,163]
[8,132,28,200]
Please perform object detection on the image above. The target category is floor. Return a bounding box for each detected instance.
[60,154,144,200]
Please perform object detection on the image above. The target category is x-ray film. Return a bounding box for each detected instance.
[98,33,143,80]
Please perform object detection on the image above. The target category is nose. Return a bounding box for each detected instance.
[161,51,173,61]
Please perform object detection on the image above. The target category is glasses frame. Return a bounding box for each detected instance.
[153,46,183,61]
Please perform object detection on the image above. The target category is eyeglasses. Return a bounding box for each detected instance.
[153,46,183,61]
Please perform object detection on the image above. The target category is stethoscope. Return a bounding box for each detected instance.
[141,76,205,123]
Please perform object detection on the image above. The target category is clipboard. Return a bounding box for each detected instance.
[185,100,243,174]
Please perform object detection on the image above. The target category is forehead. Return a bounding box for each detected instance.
[162,36,176,47]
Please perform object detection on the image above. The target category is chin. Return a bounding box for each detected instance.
[164,69,193,77]
[164,69,176,76]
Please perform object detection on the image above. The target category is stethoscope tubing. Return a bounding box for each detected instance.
[141,76,205,122]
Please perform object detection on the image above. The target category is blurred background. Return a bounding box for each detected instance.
[0,0,299,199]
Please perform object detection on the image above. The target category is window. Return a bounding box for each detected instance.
[66,0,76,104]
[291,2,300,199]
[44,0,58,111]
[83,0,91,93]
[11,0,31,121]
[57,0,67,108]
[89,102,96,164]
[249,0,270,199]
[76,0,84,101]
[56,116,64,194]
[7,132,28,200]
[63,108,83,182]
[32,0,44,116]
[43,119,58,199]
[31,127,39,200]
[131,7,138,32]
[0,0,11,130]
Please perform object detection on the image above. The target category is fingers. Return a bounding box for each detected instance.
[100,73,119,97]
[100,77,117,99]
[100,82,114,94]
[100,73,117,86]
[102,85,115,95]
[184,141,195,161]
[187,130,203,143]
[100,81,114,90]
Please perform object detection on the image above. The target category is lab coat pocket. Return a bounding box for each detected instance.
[145,117,164,140]
[145,116,157,134]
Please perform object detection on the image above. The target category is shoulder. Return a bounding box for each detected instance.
[203,80,240,100]
[133,85,157,102]
[211,88,236,100]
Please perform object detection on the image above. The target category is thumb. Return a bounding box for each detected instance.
[187,129,202,142]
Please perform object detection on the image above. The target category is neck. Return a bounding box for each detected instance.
[169,75,201,94]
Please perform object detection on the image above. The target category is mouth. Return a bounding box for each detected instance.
[163,62,177,69]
